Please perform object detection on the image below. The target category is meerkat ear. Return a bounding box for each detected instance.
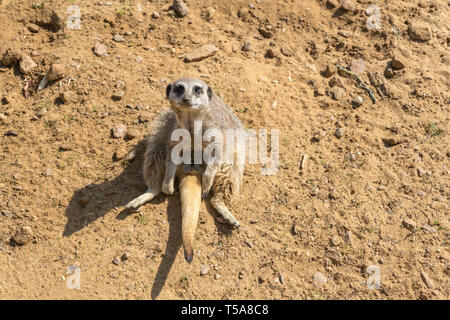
[166,84,172,99]
[207,86,213,100]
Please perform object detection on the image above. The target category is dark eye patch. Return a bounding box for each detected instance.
[174,85,185,95]
[193,86,202,95]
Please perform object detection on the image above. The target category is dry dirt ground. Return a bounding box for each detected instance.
[0,0,449,300]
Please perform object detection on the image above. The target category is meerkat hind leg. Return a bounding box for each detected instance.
[210,195,240,228]
[125,186,160,210]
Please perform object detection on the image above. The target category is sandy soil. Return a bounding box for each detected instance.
[0,0,448,299]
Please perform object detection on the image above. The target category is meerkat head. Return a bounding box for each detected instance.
[166,78,213,111]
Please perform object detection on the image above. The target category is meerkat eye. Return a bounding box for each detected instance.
[193,86,202,95]
[174,85,184,95]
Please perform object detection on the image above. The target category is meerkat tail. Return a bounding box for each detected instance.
[125,187,160,210]
[179,174,202,264]
[210,195,241,228]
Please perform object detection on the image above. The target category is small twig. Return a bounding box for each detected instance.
[334,62,377,104]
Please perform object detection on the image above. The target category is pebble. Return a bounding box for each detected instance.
[28,23,40,33]
[121,252,130,261]
[280,47,293,57]
[323,63,336,77]
[214,274,221,280]
[112,257,121,266]
[417,167,426,177]
[422,224,437,234]
[326,0,339,8]
[19,55,37,75]
[0,113,7,122]
[185,44,218,62]
[5,130,18,137]
[331,87,346,101]
[115,80,126,90]
[60,91,77,104]
[112,124,127,138]
[314,272,327,284]
[391,53,407,70]
[382,137,402,147]
[241,42,251,51]
[125,129,137,140]
[173,0,189,17]
[112,91,124,101]
[114,147,128,160]
[259,26,273,38]
[265,48,276,59]
[313,130,326,142]
[385,68,394,79]
[93,42,107,57]
[420,272,434,289]
[1,49,21,67]
[329,77,344,88]
[200,265,210,276]
[341,0,356,12]
[113,34,125,42]
[310,186,319,196]
[334,128,343,139]
[125,149,137,162]
[408,22,431,41]
[12,226,33,245]
[151,12,160,19]
[352,96,363,108]
[349,59,365,76]
[402,219,416,232]
[47,63,65,81]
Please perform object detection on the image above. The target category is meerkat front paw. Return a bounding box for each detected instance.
[201,177,213,199]
[162,181,175,195]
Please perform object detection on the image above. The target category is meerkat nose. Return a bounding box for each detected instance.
[183,97,191,104]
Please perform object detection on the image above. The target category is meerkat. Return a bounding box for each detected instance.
[125,78,245,263]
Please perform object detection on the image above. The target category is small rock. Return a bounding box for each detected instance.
[112,124,127,138]
[44,168,53,177]
[329,236,341,246]
[121,252,130,261]
[391,53,407,70]
[314,272,327,284]
[417,167,426,177]
[241,42,251,51]
[93,42,107,57]
[341,0,356,12]
[112,91,124,101]
[78,197,89,206]
[47,63,65,81]
[323,63,336,77]
[0,113,7,122]
[114,147,128,160]
[1,49,21,67]
[214,274,221,280]
[382,137,402,147]
[420,272,434,289]
[138,112,151,123]
[238,7,249,18]
[385,68,394,79]
[1,210,13,218]
[173,0,189,17]
[331,87,346,101]
[326,0,339,8]
[280,47,293,57]
[245,240,254,248]
[310,186,319,196]
[112,257,121,266]
[60,91,77,104]
[184,44,218,62]
[343,231,353,245]
[402,219,416,232]
[19,55,37,75]
[334,128,343,139]
[259,26,273,38]
[125,129,137,140]
[422,224,437,234]
[12,226,33,245]
[313,130,326,142]
[123,150,136,162]
[5,130,18,137]
[115,80,126,90]
[329,76,344,88]
[151,12,159,19]
[113,34,125,43]
[265,48,276,59]
[200,265,210,276]
[352,96,363,108]
[349,59,365,76]
[408,22,431,41]
[28,23,40,33]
